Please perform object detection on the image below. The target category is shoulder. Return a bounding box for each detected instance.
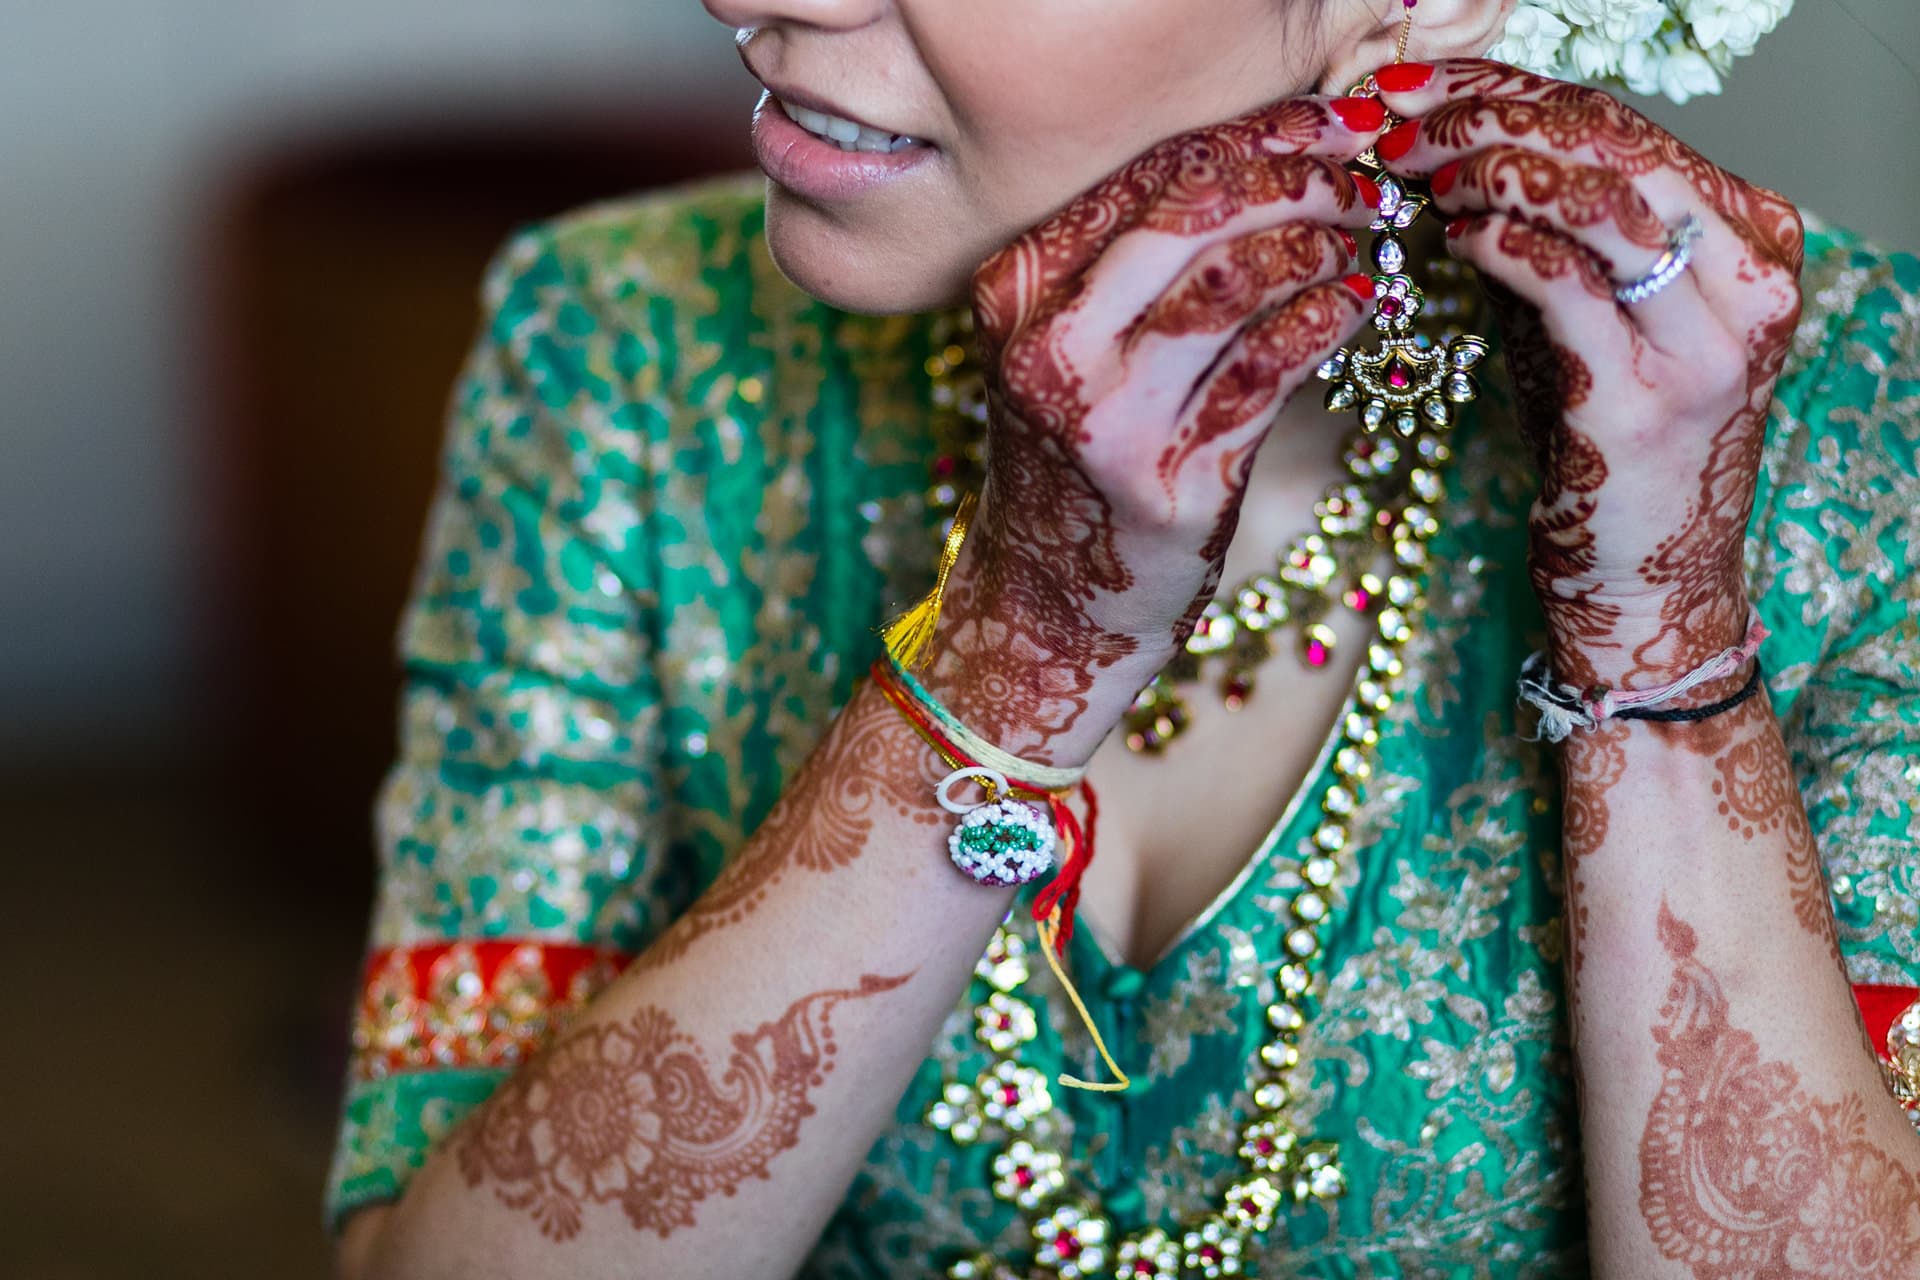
[470,170,785,402]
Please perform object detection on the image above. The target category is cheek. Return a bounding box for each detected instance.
[916,0,1307,230]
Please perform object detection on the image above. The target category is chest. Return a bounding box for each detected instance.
[1075,602,1379,971]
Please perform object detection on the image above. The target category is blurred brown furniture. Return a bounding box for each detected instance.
[201,109,755,910]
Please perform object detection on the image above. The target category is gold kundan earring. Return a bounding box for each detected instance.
[1320,2,1489,459]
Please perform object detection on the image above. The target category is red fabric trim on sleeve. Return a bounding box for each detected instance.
[1854,983,1920,1063]
[350,941,633,1079]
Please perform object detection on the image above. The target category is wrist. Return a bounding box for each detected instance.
[1540,579,1751,690]
[913,556,1175,769]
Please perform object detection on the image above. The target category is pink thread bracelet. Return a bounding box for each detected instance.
[1517,607,1769,743]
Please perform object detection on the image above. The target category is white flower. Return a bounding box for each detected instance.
[1488,2,1572,74]
[1566,29,1624,79]
[1562,0,1667,44]
[1655,43,1724,101]
[1488,0,1791,103]
[1679,0,1791,57]
[1617,38,1667,97]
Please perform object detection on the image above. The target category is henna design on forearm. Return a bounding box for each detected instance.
[1561,721,1628,984]
[455,972,912,1240]
[1638,905,1919,1276]
[638,693,945,972]
[927,396,1141,757]
[1702,695,1837,956]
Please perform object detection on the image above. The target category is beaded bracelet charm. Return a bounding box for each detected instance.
[871,654,1130,1094]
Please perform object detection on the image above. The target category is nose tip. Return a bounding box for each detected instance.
[705,0,888,31]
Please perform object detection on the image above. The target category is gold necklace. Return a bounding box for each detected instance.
[916,338,1453,1280]
[922,531,1434,1280]
[913,68,1487,1267]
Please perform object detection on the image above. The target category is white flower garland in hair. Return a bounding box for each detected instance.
[1486,0,1794,103]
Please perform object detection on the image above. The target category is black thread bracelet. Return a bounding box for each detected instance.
[1613,658,1764,724]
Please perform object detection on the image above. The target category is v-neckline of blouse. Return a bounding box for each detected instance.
[1065,673,1363,989]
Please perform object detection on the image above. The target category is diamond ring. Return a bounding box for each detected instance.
[1614,213,1705,305]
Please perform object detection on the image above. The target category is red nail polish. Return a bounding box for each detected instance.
[1352,173,1381,209]
[1338,229,1358,259]
[1375,119,1420,163]
[1329,96,1387,133]
[1432,159,1461,197]
[1445,217,1471,238]
[1375,62,1434,93]
[1342,272,1376,300]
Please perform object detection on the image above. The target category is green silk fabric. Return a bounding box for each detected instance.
[326,171,1920,1277]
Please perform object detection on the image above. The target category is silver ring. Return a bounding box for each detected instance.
[1613,213,1704,305]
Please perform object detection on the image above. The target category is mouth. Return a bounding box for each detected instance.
[767,90,926,155]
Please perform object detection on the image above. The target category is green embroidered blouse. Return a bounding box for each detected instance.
[325,169,1920,1277]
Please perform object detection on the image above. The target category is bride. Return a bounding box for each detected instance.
[328,0,1920,1275]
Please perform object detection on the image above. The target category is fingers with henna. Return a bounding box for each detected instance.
[1371,60,1802,326]
[1083,153,1370,308]
[972,97,1383,342]
[1156,278,1373,490]
[1126,223,1355,349]
[1426,149,1710,352]
[1440,213,1627,350]
[1114,221,1355,424]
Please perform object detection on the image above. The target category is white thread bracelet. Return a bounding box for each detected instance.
[1517,607,1769,743]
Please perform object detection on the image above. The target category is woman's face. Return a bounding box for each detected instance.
[709,0,1359,316]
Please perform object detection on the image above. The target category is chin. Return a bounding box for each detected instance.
[762,181,973,317]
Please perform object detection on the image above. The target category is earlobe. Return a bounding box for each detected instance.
[1319,0,1512,96]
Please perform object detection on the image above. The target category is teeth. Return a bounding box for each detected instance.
[777,96,922,154]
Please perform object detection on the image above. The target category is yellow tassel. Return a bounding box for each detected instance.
[879,489,979,671]
[1036,912,1131,1093]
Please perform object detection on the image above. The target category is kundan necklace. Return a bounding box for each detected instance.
[912,49,1493,1277]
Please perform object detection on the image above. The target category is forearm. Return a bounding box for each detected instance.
[1560,677,1920,1274]
[347,677,1002,1279]
[346,551,1166,1280]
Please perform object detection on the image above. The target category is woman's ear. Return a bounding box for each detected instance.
[1317,0,1517,94]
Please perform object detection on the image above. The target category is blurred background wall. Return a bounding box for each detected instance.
[0,1,732,760]
[0,2,1914,1277]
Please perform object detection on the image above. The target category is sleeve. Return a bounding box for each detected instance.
[323,223,682,1232]
[1753,222,1920,990]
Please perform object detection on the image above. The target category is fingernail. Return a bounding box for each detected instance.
[1445,217,1471,238]
[1338,229,1358,259]
[1329,96,1386,133]
[1375,119,1420,163]
[1342,272,1376,300]
[1432,159,1461,197]
[1352,173,1381,209]
[1375,62,1434,93]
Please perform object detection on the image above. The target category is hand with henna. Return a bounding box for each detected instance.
[1374,59,1920,1280]
[1371,58,1804,689]
[921,94,1387,765]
